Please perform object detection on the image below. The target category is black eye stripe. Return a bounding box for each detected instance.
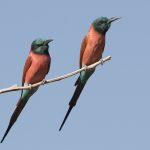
[31,45,38,49]
[37,44,42,46]
[100,21,105,23]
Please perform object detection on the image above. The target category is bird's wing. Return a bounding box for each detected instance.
[79,36,87,68]
[17,54,32,105]
[46,55,51,74]
[22,55,32,85]
[74,36,87,86]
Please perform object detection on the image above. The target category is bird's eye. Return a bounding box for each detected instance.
[98,21,104,25]
[31,44,39,50]
[102,21,106,24]
[36,41,44,46]
[37,44,43,46]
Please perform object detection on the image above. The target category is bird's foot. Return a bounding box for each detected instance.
[29,84,32,90]
[101,59,104,65]
[42,79,47,85]
[84,65,88,71]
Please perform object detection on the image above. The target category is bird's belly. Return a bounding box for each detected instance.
[25,62,49,84]
[82,48,102,66]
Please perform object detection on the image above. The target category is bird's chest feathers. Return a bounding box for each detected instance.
[29,52,50,76]
[31,53,50,65]
[84,35,105,63]
[87,27,105,53]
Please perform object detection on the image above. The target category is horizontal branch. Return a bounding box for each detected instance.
[0,56,111,94]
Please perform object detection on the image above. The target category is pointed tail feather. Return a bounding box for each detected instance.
[1,122,14,143]
[74,77,80,86]
[1,99,28,143]
[59,80,85,131]
[59,106,73,131]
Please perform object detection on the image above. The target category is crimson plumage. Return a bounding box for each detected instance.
[1,38,53,143]
[59,17,120,131]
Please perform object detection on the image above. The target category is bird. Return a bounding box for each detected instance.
[59,16,121,131]
[1,38,53,143]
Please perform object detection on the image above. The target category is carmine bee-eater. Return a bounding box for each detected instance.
[1,38,53,143]
[59,17,120,131]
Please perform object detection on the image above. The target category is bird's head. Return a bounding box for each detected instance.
[93,17,121,34]
[31,38,53,54]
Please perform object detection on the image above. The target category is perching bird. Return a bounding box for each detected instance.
[59,17,120,131]
[1,38,53,143]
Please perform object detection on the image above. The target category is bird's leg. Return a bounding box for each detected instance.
[42,79,47,85]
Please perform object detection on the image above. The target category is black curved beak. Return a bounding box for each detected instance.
[44,39,53,45]
[108,17,121,23]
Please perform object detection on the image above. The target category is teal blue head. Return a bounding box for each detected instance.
[31,38,53,54]
[93,17,121,34]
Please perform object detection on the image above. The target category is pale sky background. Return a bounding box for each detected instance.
[0,0,149,149]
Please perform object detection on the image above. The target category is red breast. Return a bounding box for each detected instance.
[82,25,105,66]
[25,51,51,84]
